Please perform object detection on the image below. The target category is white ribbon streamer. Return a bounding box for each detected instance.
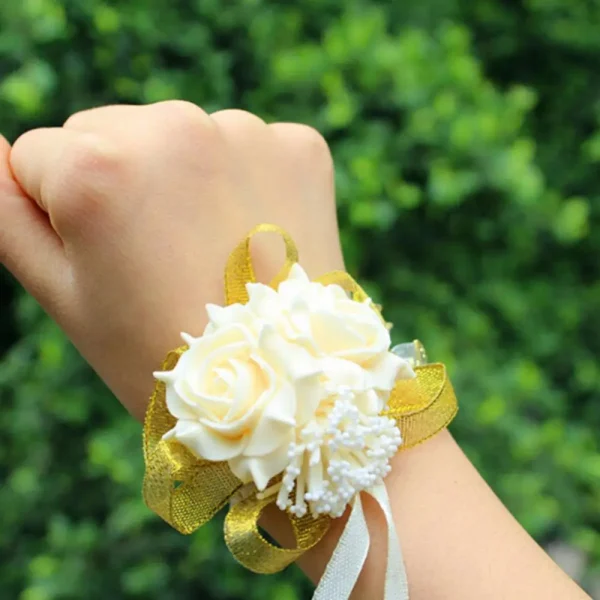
[313,493,370,600]
[312,484,409,600]
[371,484,409,600]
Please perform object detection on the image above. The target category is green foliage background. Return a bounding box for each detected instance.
[1,1,599,598]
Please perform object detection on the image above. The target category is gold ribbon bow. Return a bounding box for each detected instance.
[143,224,458,574]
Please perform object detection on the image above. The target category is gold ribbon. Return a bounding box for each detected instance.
[143,224,458,574]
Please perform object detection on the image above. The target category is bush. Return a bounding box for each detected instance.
[1,1,598,597]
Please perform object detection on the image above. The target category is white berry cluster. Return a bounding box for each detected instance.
[272,388,402,518]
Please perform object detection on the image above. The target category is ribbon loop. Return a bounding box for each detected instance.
[386,363,458,449]
[225,223,299,305]
[225,491,330,574]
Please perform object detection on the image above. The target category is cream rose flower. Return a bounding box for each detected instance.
[246,264,413,413]
[157,304,323,491]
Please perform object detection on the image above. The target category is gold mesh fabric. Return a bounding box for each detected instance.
[386,363,457,449]
[143,224,458,574]
[143,348,242,534]
[224,493,331,574]
[225,223,299,305]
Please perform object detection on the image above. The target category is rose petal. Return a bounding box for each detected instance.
[205,304,257,335]
[182,326,256,404]
[277,266,314,303]
[287,263,310,283]
[180,331,198,346]
[246,283,280,318]
[294,374,323,426]
[229,441,292,490]
[258,325,322,381]
[201,378,268,436]
[229,358,254,406]
[328,284,349,300]
[353,389,383,415]
[167,420,247,461]
[235,383,296,458]
[311,296,392,361]
[215,367,235,388]
[174,378,229,420]
[205,303,227,327]
[321,357,367,392]
[310,311,366,355]
[224,358,267,421]
[244,397,295,457]
[164,382,204,420]
[285,295,311,338]
[368,352,414,392]
[184,328,247,376]
[262,381,297,426]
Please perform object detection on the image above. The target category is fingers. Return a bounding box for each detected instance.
[268,123,343,274]
[207,113,343,276]
[10,127,69,212]
[210,109,273,198]
[211,109,268,145]
[63,104,140,130]
[11,127,106,211]
[268,122,335,196]
[64,101,219,199]
[0,135,69,303]
[65,101,216,144]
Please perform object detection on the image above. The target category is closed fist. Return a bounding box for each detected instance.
[0,102,343,419]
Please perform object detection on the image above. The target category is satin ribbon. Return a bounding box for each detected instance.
[314,484,408,600]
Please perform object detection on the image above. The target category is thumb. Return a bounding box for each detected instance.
[0,134,69,305]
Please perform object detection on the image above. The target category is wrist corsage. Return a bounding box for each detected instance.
[143,224,458,600]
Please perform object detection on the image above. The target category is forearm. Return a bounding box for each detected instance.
[264,429,589,599]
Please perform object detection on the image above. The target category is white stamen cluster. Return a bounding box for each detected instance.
[264,389,402,519]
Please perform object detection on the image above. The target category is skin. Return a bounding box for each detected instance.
[0,101,591,599]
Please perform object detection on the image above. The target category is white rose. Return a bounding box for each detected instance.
[157,304,323,491]
[246,264,413,412]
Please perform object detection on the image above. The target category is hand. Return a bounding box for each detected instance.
[0,102,344,420]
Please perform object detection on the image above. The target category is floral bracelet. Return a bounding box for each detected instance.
[143,224,458,600]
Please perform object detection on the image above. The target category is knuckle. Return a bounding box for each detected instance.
[60,134,124,183]
[152,100,214,135]
[151,101,224,173]
[211,109,266,129]
[274,123,333,172]
[295,125,333,165]
[45,135,126,226]
[151,101,220,160]
[11,128,40,166]
[63,105,126,130]
[63,109,93,129]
